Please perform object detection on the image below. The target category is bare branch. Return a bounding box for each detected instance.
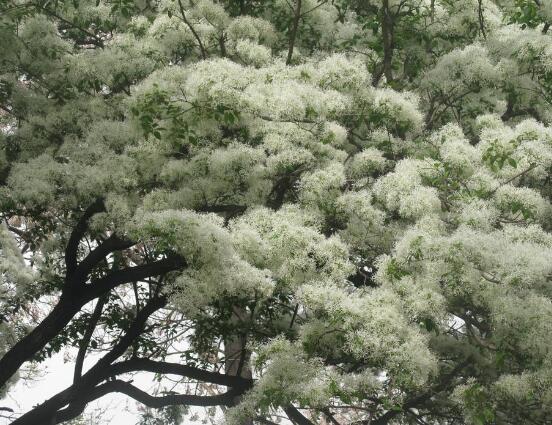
[73,295,107,384]
[176,0,207,59]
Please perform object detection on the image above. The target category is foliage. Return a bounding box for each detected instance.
[1,0,552,425]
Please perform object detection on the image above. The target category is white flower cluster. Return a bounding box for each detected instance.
[230,206,354,288]
[298,283,438,387]
[373,159,441,219]
[0,223,35,292]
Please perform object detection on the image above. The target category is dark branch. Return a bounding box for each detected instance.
[55,380,240,423]
[69,234,135,285]
[82,255,186,303]
[108,358,253,389]
[369,360,471,425]
[9,297,169,425]
[90,296,168,368]
[73,295,107,383]
[96,380,238,407]
[63,380,235,423]
[0,254,184,392]
[477,0,486,39]
[65,199,106,278]
[284,405,315,425]
[177,0,207,59]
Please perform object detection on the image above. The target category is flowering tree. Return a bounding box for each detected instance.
[1,0,552,424]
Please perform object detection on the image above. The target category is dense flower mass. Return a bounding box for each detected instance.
[1,0,552,424]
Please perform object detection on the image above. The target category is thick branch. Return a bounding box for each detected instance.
[285,406,315,425]
[56,380,239,424]
[82,255,186,303]
[65,199,106,278]
[96,380,238,407]
[56,380,240,423]
[478,0,486,39]
[9,297,168,425]
[109,358,253,389]
[90,296,168,368]
[0,295,79,391]
[69,234,135,285]
[381,0,394,83]
[0,256,185,391]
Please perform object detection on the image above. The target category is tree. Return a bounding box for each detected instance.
[1,0,552,424]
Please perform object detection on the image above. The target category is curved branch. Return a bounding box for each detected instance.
[99,380,238,407]
[69,234,135,285]
[0,255,184,392]
[90,296,168,368]
[55,380,239,424]
[108,358,253,389]
[9,297,168,425]
[82,255,186,303]
[65,199,106,278]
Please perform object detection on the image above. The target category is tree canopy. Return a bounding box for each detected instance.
[1,0,552,424]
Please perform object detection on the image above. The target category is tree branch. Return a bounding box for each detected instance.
[369,359,471,425]
[478,0,486,39]
[54,380,240,423]
[90,296,168,368]
[82,255,186,303]
[9,297,168,425]
[177,0,207,59]
[69,233,135,285]
[381,0,394,84]
[97,380,239,407]
[35,3,105,47]
[0,254,184,392]
[284,406,315,425]
[65,199,106,278]
[73,295,107,384]
[108,358,253,389]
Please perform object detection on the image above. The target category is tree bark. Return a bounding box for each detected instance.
[286,0,302,65]
[0,295,79,392]
[224,308,253,424]
[8,297,167,425]
[0,254,184,391]
[381,0,394,83]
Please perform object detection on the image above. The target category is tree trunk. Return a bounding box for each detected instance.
[382,0,394,83]
[224,308,252,424]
